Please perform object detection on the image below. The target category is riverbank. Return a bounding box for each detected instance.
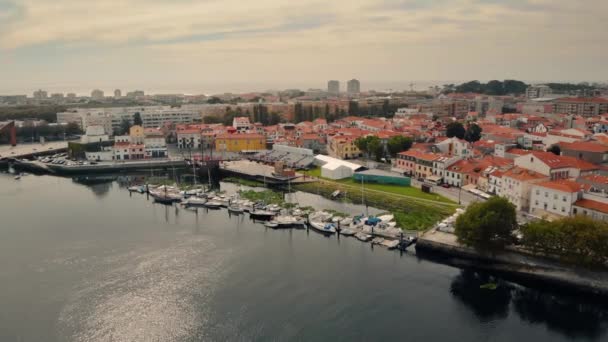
[292,177,457,230]
[416,229,608,296]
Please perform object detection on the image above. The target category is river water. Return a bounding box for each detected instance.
[1,173,607,341]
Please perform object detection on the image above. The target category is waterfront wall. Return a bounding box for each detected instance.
[416,233,608,297]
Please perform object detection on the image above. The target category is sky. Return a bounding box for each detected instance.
[0,0,607,95]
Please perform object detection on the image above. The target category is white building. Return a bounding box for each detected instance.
[526,85,551,99]
[80,125,110,144]
[233,117,252,133]
[314,155,363,180]
[432,155,461,182]
[57,105,206,132]
[530,180,586,218]
[177,129,201,150]
[497,167,548,211]
[433,137,471,157]
[144,128,167,158]
[514,151,598,180]
[85,149,114,161]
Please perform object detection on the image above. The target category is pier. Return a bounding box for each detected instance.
[10,158,188,175]
[220,160,316,185]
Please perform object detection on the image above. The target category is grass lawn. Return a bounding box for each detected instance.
[303,167,454,204]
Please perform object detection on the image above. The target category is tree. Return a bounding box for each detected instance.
[455,197,518,252]
[207,97,223,104]
[65,122,82,135]
[548,144,561,155]
[354,136,370,157]
[203,115,222,124]
[367,136,383,161]
[503,80,527,94]
[446,122,466,139]
[521,216,608,266]
[133,112,143,126]
[387,135,413,157]
[485,80,504,95]
[464,123,482,142]
[118,118,131,135]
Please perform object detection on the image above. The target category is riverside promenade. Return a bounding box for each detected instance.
[416,229,608,296]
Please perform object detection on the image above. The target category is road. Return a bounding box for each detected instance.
[0,141,68,159]
[409,179,483,206]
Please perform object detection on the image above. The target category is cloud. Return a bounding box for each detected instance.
[0,0,607,91]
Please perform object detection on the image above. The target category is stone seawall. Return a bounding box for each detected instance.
[416,230,608,297]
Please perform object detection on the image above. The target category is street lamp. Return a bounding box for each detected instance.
[458,184,462,205]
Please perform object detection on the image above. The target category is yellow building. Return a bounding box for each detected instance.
[327,135,361,159]
[129,125,145,144]
[215,133,265,152]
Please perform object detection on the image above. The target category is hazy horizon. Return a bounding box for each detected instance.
[1,0,607,96]
[1,79,605,97]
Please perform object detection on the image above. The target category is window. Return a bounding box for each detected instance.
[563,196,567,202]
[545,192,548,197]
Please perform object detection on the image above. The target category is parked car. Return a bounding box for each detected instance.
[441,183,451,188]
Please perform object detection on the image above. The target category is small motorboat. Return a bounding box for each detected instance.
[250,210,276,220]
[355,232,373,242]
[339,228,355,236]
[128,185,145,193]
[265,204,282,213]
[340,217,353,227]
[264,221,279,228]
[381,240,400,249]
[14,175,21,180]
[184,197,207,206]
[309,221,336,234]
[371,237,385,245]
[228,205,244,214]
[204,200,222,209]
[151,194,175,205]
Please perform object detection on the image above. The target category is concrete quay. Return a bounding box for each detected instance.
[416,229,608,297]
[0,141,68,160]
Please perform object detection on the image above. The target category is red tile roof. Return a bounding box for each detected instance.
[216,133,264,139]
[529,151,598,171]
[560,141,608,153]
[534,180,590,193]
[398,149,440,162]
[579,174,608,184]
[574,199,608,214]
[503,167,548,181]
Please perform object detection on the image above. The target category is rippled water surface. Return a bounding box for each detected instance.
[0,174,607,341]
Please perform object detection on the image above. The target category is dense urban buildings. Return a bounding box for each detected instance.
[327,80,340,96]
[347,79,360,94]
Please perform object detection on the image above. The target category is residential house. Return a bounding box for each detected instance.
[559,141,608,165]
[530,180,588,218]
[327,135,361,159]
[215,133,265,152]
[233,117,252,133]
[497,167,549,211]
[514,151,599,180]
